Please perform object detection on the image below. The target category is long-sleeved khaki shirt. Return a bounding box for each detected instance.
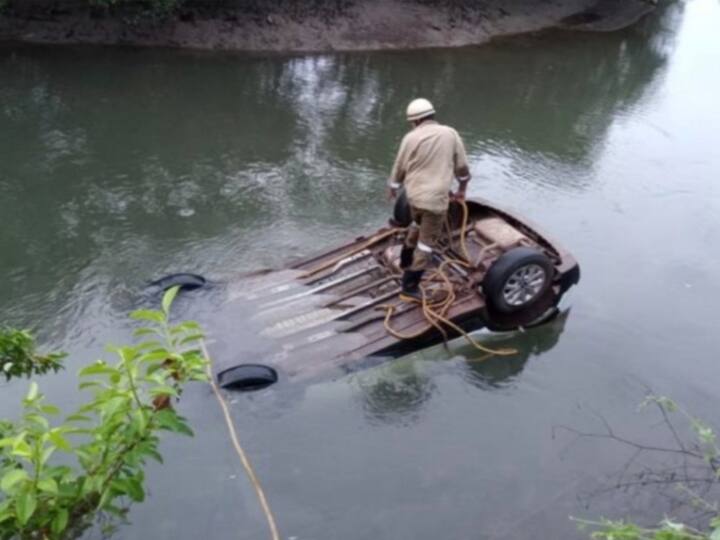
[390,120,470,213]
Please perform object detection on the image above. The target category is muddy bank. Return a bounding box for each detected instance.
[0,0,658,51]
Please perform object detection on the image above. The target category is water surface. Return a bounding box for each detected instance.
[1,1,719,538]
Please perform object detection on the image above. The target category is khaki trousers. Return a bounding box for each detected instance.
[404,206,445,271]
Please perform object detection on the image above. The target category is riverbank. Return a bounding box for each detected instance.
[0,0,658,51]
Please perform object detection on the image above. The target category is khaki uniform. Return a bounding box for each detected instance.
[391,120,470,271]
[404,207,445,271]
[391,120,470,213]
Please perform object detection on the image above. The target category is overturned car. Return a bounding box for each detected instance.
[208,195,580,390]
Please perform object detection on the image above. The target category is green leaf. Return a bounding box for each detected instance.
[661,519,685,532]
[79,362,117,377]
[37,478,58,494]
[155,410,194,436]
[149,385,179,397]
[162,286,179,315]
[40,445,55,465]
[130,309,165,323]
[1,469,29,491]
[139,350,172,363]
[144,447,163,464]
[133,327,161,337]
[40,404,61,416]
[103,503,129,518]
[49,430,72,452]
[15,491,37,525]
[125,476,145,502]
[66,414,92,423]
[25,381,38,402]
[78,380,104,390]
[80,475,101,497]
[51,508,69,535]
[11,439,32,459]
[135,340,163,351]
[179,333,205,345]
[173,321,201,332]
[100,396,130,419]
[25,413,49,430]
[117,346,138,364]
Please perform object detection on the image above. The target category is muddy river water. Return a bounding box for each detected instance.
[1,1,719,538]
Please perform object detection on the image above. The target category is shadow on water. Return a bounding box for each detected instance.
[459,308,571,389]
[320,0,684,173]
[209,307,571,425]
[356,310,570,425]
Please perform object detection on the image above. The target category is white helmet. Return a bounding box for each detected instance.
[406,98,435,122]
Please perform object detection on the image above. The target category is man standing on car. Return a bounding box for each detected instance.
[388,98,472,302]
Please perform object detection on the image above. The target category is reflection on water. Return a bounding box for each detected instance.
[357,362,436,426]
[358,310,569,424]
[0,2,678,348]
[460,309,570,389]
[0,4,682,346]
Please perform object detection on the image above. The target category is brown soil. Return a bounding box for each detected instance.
[0,0,658,51]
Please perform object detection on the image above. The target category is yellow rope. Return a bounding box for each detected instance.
[384,200,517,357]
[457,199,472,264]
[383,279,516,357]
[201,340,281,540]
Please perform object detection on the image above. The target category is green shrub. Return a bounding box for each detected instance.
[0,287,208,539]
[575,396,720,540]
[0,329,64,382]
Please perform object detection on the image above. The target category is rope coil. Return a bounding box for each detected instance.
[384,200,518,357]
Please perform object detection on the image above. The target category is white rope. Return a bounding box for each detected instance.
[201,340,281,540]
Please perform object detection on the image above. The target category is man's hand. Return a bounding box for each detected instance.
[387,180,401,201]
[453,174,470,202]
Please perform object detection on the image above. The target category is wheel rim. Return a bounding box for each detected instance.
[502,264,547,307]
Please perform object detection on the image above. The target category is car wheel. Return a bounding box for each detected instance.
[482,247,554,314]
[217,364,278,391]
[149,273,206,292]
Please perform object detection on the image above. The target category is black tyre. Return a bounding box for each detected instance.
[482,247,554,314]
[393,189,412,227]
[217,364,278,391]
[149,273,206,292]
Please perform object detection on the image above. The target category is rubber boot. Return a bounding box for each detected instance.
[399,270,424,302]
[399,246,414,270]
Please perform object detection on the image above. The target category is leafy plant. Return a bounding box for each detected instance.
[577,516,720,539]
[0,287,208,539]
[0,328,65,382]
[569,396,720,540]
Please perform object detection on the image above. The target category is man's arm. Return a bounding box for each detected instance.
[388,136,409,200]
[453,131,471,201]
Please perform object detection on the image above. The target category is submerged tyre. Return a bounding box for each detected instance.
[217,364,278,391]
[482,247,554,314]
[393,189,412,227]
[149,273,206,292]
